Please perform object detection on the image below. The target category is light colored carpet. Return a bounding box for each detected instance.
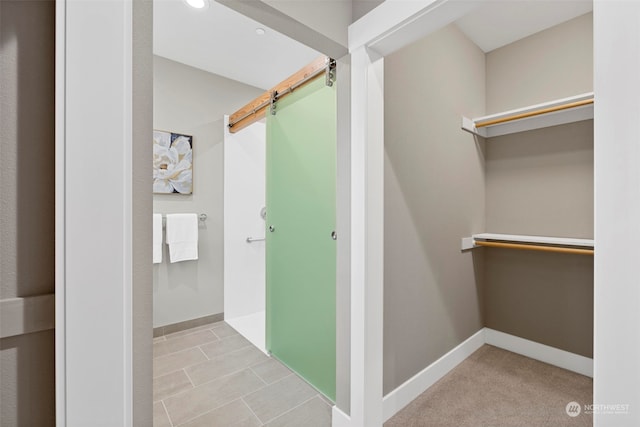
[385,345,592,427]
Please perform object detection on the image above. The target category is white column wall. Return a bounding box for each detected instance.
[593,2,640,425]
[56,0,152,425]
[341,46,385,427]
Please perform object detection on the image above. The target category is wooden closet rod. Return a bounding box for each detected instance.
[228,56,334,133]
[475,240,594,255]
[475,98,594,128]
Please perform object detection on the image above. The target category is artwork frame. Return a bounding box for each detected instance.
[153,130,193,194]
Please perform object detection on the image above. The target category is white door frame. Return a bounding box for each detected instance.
[56,0,134,422]
[343,2,482,425]
[344,1,640,426]
[56,0,152,425]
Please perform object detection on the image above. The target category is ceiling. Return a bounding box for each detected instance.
[154,0,593,91]
[153,0,320,90]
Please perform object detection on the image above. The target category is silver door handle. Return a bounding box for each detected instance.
[246,237,265,243]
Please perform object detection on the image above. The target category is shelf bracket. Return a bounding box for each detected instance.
[461,116,487,138]
[461,237,478,251]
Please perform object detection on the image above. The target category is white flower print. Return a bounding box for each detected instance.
[153,131,193,194]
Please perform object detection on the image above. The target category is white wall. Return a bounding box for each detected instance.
[153,56,262,328]
[223,118,266,320]
[57,0,153,424]
[594,2,640,425]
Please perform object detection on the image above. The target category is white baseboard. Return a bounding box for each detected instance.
[332,405,351,427]
[379,328,593,424]
[382,329,485,421]
[484,328,593,378]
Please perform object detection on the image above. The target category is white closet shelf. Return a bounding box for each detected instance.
[461,92,594,138]
[461,233,594,255]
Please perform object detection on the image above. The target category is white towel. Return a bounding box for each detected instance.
[165,213,199,263]
[153,214,163,264]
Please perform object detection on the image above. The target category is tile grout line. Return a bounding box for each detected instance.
[174,364,272,397]
[154,333,220,359]
[172,397,250,427]
[188,345,267,381]
[240,397,266,426]
[164,326,219,342]
[197,337,254,361]
[260,394,320,425]
[197,345,211,361]
[183,368,196,388]
[248,365,270,386]
[161,399,175,427]
[162,321,225,340]
[153,358,210,380]
[190,363,267,389]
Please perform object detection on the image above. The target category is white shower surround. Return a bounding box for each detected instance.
[223,116,267,353]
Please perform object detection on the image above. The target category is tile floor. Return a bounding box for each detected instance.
[153,321,333,427]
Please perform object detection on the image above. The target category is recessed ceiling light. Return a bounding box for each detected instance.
[255,28,266,36]
[184,0,209,10]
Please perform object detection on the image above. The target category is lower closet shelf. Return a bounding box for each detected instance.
[461,233,594,255]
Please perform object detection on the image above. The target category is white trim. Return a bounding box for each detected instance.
[461,93,594,138]
[473,233,594,248]
[348,2,483,426]
[55,0,67,423]
[594,3,640,425]
[485,328,593,378]
[0,295,56,339]
[471,92,593,124]
[58,1,136,424]
[349,46,385,427]
[461,115,487,138]
[349,0,443,50]
[349,0,480,56]
[378,328,593,423]
[122,2,134,424]
[332,405,352,427]
[461,236,477,251]
[382,329,485,422]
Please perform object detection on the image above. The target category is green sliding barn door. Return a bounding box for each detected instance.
[266,76,336,401]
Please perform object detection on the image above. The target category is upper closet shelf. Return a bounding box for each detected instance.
[461,233,594,255]
[461,92,594,138]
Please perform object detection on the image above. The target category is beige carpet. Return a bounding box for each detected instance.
[385,345,592,427]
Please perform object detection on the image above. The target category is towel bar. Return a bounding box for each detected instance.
[159,213,207,228]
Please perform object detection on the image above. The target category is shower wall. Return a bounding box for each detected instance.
[223,118,267,351]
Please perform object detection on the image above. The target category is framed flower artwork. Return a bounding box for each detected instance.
[153,130,193,194]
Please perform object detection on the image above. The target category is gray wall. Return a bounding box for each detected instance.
[483,13,594,358]
[153,56,262,328]
[0,1,56,425]
[352,0,384,22]
[263,0,352,46]
[486,13,593,114]
[382,12,594,395]
[335,56,352,412]
[133,0,154,424]
[384,24,486,394]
